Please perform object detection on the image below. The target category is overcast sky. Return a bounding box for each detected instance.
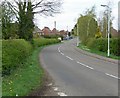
[34,0,119,31]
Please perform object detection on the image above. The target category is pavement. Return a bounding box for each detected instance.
[39,38,119,96]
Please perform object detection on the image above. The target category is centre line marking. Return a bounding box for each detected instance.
[105,73,120,79]
[66,56,73,60]
[61,52,64,55]
[77,61,94,70]
[58,46,61,53]
[85,66,94,69]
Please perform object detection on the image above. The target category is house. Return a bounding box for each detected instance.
[42,27,52,35]
[111,27,119,38]
[33,26,43,37]
[51,28,58,35]
[59,30,67,37]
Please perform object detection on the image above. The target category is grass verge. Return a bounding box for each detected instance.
[78,44,120,60]
[2,47,44,96]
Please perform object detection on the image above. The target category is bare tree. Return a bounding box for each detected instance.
[8,0,62,17]
[6,0,62,41]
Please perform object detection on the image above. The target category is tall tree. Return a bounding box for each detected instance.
[7,0,62,41]
[1,1,16,39]
[77,6,98,44]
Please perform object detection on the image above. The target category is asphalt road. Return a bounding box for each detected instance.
[40,38,118,96]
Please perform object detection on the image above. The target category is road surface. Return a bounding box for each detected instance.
[40,38,118,96]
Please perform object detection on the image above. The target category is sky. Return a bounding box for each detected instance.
[34,0,119,31]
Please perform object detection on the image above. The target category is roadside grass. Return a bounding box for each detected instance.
[78,44,120,60]
[2,38,61,96]
[2,47,44,96]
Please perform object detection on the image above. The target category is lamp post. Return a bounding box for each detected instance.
[77,21,79,46]
[101,4,111,57]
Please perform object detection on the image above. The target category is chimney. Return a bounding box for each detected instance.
[54,21,56,29]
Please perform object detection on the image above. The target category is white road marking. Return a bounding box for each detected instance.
[58,92,67,96]
[105,73,120,79]
[48,83,53,86]
[77,61,94,70]
[58,45,119,81]
[85,66,94,70]
[60,52,64,55]
[66,56,73,60]
[58,46,61,53]
[53,87,58,91]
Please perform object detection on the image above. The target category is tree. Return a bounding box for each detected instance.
[77,6,98,44]
[95,27,102,38]
[7,0,62,41]
[17,0,34,41]
[1,1,16,39]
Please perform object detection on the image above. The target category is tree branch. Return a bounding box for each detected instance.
[32,0,44,9]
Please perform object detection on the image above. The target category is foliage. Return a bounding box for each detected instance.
[2,38,60,76]
[72,6,98,44]
[1,1,17,39]
[42,34,59,39]
[17,1,34,41]
[33,38,60,47]
[73,24,77,36]
[2,47,44,96]
[2,39,33,76]
[86,38,120,56]
[78,15,98,45]
[7,0,62,41]
[95,27,102,38]
[99,8,113,38]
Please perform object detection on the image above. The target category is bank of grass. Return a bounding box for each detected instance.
[2,38,60,96]
[2,47,44,96]
[78,44,120,60]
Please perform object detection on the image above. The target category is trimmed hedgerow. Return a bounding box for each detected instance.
[33,38,60,47]
[2,39,33,76]
[86,38,120,56]
[2,38,60,76]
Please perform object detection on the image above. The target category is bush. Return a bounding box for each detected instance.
[42,34,59,39]
[110,38,120,56]
[86,38,120,56]
[33,38,60,47]
[2,39,33,76]
[2,38,60,76]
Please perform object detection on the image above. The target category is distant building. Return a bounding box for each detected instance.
[59,30,67,37]
[111,27,119,38]
[51,28,58,35]
[33,26,43,37]
[33,26,68,37]
[42,27,51,35]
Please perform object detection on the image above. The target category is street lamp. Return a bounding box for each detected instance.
[101,4,111,57]
[77,21,79,46]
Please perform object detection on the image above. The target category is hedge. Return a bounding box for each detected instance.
[33,38,60,47]
[86,38,120,56]
[2,39,33,76]
[2,38,60,76]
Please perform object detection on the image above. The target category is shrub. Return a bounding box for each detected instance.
[86,38,120,56]
[110,38,120,56]
[33,38,60,47]
[42,34,59,39]
[2,39,33,76]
